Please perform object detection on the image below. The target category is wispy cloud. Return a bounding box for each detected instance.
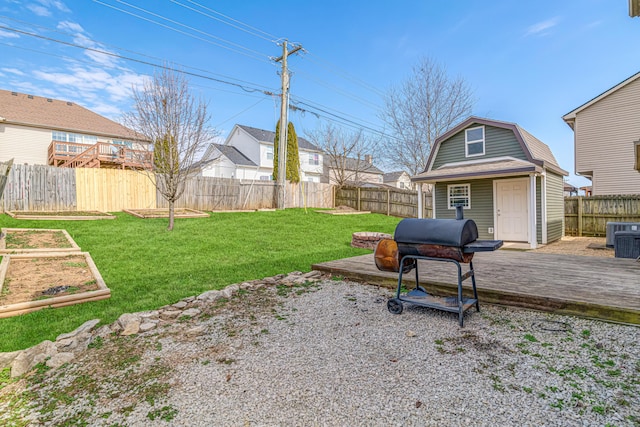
[2,68,26,76]
[56,21,120,68]
[525,17,560,37]
[0,29,20,39]
[27,0,70,16]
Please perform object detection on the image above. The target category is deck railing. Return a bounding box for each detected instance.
[48,141,153,169]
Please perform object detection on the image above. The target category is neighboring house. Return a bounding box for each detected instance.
[562,71,640,196]
[324,155,384,186]
[204,124,324,182]
[194,143,260,179]
[563,182,578,197]
[0,89,151,169]
[383,171,413,190]
[412,116,568,248]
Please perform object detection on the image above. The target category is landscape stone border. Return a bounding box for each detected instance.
[0,252,110,319]
[0,228,81,254]
[5,211,116,220]
[0,270,326,378]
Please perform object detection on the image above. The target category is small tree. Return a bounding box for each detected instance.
[273,120,300,183]
[380,57,474,175]
[286,122,300,183]
[124,68,214,231]
[307,122,379,188]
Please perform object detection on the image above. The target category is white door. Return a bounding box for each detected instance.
[496,178,529,242]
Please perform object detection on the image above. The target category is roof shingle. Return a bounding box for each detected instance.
[0,89,141,140]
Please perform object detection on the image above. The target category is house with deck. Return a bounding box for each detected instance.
[0,89,151,169]
[201,124,324,182]
[562,71,640,196]
[412,117,568,249]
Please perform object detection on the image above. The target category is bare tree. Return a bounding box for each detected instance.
[307,122,380,188]
[381,57,474,175]
[123,68,215,230]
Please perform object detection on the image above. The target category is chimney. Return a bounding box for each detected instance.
[364,154,373,164]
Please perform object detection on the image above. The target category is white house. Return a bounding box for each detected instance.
[383,171,413,190]
[199,124,324,182]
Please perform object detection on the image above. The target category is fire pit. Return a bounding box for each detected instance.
[374,206,502,326]
[351,232,393,250]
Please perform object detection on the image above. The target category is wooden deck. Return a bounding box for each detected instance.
[312,250,640,325]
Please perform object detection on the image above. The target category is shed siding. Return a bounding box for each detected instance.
[432,125,528,169]
[573,76,640,195]
[435,179,494,240]
[546,172,564,243]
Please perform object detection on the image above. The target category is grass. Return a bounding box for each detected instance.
[0,209,400,351]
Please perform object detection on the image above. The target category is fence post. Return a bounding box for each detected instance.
[387,189,390,216]
[577,196,583,237]
[357,187,361,211]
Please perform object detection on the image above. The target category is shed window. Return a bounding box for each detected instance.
[447,184,470,209]
[465,126,485,157]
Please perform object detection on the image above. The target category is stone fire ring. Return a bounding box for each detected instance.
[351,232,393,250]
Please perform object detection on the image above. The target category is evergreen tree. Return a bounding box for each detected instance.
[286,122,300,183]
[272,120,300,182]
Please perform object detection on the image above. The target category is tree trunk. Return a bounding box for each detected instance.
[168,200,175,231]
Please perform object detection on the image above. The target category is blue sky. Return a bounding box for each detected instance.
[1,0,639,187]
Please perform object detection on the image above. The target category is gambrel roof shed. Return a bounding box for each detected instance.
[413,116,567,183]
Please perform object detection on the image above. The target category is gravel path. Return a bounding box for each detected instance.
[8,279,638,426]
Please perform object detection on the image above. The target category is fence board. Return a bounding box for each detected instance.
[564,195,640,236]
[156,177,333,210]
[335,186,433,218]
[75,168,156,212]
[1,164,76,211]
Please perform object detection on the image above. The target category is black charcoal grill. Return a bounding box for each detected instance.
[374,206,502,326]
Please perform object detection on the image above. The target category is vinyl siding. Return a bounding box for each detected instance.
[546,172,564,243]
[573,76,640,195]
[434,179,495,240]
[0,124,51,164]
[432,125,528,169]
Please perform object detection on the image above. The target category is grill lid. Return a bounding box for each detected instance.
[394,218,479,248]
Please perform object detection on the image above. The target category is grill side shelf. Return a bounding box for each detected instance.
[463,240,503,253]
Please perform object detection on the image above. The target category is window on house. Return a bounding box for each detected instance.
[266,147,273,160]
[465,126,485,157]
[51,131,98,145]
[260,175,271,181]
[635,140,640,172]
[309,153,319,165]
[448,184,470,209]
[112,140,133,148]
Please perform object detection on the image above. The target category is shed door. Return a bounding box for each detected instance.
[496,178,529,242]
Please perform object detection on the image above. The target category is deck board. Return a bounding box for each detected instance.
[312,250,640,324]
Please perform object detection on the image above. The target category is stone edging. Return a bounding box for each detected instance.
[0,270,327,378]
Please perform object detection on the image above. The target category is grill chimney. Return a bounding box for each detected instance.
[455,204,464,220]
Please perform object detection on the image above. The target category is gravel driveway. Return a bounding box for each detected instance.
[5,278,638,426]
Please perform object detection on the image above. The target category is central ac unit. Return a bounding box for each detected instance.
[606,222,640,247]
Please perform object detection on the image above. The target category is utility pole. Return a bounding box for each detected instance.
[274,39,302,209]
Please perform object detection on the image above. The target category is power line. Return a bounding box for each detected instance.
[0,14,276,92]
[304,52,386,97]
[92,0,272,63]
[0,24,274,95]
[170,0,279,43]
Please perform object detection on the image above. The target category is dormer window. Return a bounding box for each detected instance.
[465,126,485,157]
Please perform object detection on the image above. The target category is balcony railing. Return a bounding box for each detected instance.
[48,141,153,170]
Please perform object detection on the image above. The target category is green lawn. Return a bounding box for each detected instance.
[0,209,400,352]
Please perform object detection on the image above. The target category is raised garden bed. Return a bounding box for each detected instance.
[123,208,209,218]
[0,228,81,254]
[5,211,116,220]
[0,252,110,318]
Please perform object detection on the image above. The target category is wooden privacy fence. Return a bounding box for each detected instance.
[565,195,640,236]
[0,165,333,212]
[2,164,76,211]
[156,177,333,210]
[335,186,433,218]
